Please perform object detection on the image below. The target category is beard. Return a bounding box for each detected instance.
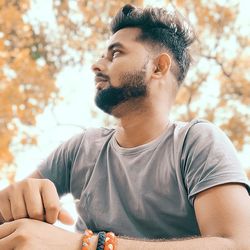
[95,70,148,115]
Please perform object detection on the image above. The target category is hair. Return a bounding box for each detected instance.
[110,4,196,85]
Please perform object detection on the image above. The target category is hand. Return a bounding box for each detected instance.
[0,218,83,250]
[0,178,74,225]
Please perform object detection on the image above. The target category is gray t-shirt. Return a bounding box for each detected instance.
[38,119,250,239]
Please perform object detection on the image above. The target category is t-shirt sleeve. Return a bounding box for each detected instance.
[181,121,250,205]
[37,132,85,196]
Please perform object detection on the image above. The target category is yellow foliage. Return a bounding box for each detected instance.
[0,0,249,180]
[0,0,58,180]
[220,112,249,151]
[168,0,250,151]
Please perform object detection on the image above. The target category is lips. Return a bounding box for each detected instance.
[95,76,109,83]
[95,76,109,90]
[96,81,108,90]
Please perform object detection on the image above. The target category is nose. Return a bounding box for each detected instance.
[91,58,107,73]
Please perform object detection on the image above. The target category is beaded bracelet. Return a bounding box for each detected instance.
[96,231,106,250]
[82,229,94,250]
[104,232,116,250]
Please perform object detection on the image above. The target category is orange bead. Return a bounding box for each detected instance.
[81,229,94,250]
[104,232,116,250]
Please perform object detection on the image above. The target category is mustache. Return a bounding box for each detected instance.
[95,72,110,82]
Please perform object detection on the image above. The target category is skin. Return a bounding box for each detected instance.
[0,27,250,249]
[0,176,74,225]
[92,27,176,148]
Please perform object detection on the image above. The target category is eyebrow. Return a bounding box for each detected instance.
[107,42,126,52]
[101,42,126,58]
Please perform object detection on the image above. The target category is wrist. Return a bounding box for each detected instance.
[74,233,85,250]
[89,235,98,250]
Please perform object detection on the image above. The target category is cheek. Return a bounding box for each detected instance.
[108,57,146,85]
[107,61,127,86]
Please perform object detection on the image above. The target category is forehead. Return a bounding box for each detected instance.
[107,27,144,49]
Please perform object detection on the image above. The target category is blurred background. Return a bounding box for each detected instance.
[0,0,250,226]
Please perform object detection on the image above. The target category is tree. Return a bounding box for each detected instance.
[0,0,249,182]
[0,0,60,181]
[172,0,250,153]
[51,0,250,154]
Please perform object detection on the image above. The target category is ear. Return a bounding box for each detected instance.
[152,53,171,79]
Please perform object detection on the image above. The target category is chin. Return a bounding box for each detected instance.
[109,102,131,118]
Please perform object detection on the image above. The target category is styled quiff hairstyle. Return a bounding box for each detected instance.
[110,4,196,85]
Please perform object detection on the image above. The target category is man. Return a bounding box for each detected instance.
[0,4,250,250]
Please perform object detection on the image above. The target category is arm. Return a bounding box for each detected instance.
[99,184,250,250]
[108,123,250,249]
[1,184,249,250]
[0,219,83,250]
[0,132,84,225]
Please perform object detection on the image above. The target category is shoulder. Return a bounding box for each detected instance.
[171,118,238,166]
[84,127,115,139]
[173,118,227,143]
[82,127,115,145]
[174,118,216,132]
[67,127,115,143]
[54,127,115,155]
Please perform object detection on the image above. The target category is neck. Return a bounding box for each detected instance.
[114,104,170,148]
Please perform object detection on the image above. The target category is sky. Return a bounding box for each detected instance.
[0,0,249,231]
[1,0,250,181]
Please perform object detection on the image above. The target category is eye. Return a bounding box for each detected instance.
[112,49,121,59]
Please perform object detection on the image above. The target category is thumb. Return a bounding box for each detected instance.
[58,209,75,225]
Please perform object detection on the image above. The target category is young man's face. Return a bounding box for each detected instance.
[92,27,153,115]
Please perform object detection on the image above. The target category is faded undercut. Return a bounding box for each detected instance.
[110,4,196,86]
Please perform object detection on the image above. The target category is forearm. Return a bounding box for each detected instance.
[115,236,237,250]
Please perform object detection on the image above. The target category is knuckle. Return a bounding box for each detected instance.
[46,204,59,213]
[28,210,43,220]
[22,178,35,188]
[43,179,55,188]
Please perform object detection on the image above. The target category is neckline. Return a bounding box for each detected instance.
[111,121,173,155]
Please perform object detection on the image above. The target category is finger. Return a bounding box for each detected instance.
[58,209,75,225]
[0,198,13,222]
[40,180,60,224]
[9,191,28,221]
[0,221,16,239]
[23,185,44,221]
